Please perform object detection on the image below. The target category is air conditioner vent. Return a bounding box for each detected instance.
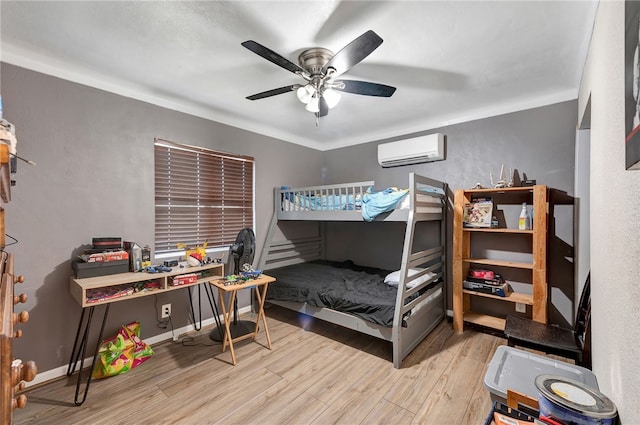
[378,133,445,167]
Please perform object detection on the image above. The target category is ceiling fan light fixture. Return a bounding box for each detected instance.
[296,84,315,104]
[305,96,320,113]
[323,88,341,109]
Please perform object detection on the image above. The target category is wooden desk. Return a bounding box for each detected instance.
[209,275,275,365]
[68,263,224,405]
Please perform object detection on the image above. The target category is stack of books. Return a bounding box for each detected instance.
[463,269,510,297]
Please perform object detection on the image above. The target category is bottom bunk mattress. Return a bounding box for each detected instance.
[266,260,436,327]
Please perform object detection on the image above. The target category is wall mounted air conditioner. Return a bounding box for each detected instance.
[377,133,445,167]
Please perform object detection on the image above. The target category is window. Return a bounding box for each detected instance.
[154,139,254,256]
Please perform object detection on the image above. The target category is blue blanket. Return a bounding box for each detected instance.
[361,187,408,221]
[281,187,360,210]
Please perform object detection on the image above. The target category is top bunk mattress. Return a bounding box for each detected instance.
[275,173,446,222]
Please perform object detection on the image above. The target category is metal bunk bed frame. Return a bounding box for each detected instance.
[257,172,448,368]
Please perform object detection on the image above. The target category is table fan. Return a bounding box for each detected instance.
[209,228,256,341]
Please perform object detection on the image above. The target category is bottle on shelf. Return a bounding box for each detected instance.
[518,202,530,230]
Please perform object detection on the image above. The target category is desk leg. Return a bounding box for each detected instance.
[204,282,223,340]
[187,284,202,331]
[66,304,110,406]
[253,283,272,349]
[218,287,237,365]
[66,307,88,377]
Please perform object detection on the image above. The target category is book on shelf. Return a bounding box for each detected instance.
[463,201,493,228]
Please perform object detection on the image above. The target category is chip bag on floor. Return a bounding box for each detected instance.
[92,321,153,379]
[124,321,154,369]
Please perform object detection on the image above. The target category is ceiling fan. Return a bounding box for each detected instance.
[241,30,396,119]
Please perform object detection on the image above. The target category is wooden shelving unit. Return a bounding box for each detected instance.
[452,185,548,332]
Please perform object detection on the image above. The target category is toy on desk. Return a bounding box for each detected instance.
[143,265,172,273]
[187,252,202,267]
[221,267,263,286]
[241,263,262,279]
[222,275,240,286]
[176,241,208,262]
[132,280,161,292]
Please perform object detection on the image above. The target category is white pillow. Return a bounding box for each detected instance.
[384,268,435,289]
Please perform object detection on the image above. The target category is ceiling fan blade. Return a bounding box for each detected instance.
[241,40,305,75]
[246,85,297,100]
[335,80,396,97]
[322,30,383,77]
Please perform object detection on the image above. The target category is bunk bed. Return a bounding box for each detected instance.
[257,172,448,368]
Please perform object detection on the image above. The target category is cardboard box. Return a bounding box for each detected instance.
[170,273,197,286]
[73,259,129,279]
[83,250,129,263]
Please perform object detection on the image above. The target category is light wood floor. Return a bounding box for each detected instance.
[14,305,507,425]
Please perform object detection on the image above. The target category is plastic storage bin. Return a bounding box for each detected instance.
[484,345,598,405]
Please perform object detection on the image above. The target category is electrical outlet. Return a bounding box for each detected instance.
[515,302,526,313]
[161,303,171,319]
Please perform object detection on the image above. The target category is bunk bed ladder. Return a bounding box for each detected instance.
[391,175,447,368]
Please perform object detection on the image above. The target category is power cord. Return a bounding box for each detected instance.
[156,315,179,342]
[154,296,219,346]
[155,295,176,340]
[3,234,18,247]
[156,315,172,331]
[180,334,218,347]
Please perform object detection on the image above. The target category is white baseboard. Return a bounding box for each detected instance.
[27,306,251,388]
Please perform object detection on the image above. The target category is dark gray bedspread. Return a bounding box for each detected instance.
[266,261,398,327]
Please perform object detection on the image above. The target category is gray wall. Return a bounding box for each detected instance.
[323,100,578,325]
[574,129,590,305]
[578,2,640,422]
[323,101,577,191]
[1,63,323,372]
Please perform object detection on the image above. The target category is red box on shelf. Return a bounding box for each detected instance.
[85,250,129,263]
[170,273,197,286]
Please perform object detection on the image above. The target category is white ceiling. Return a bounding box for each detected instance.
[0,1,597,151]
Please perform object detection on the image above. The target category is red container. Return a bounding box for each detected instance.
[470,269,494,279]
[170,273,197,286]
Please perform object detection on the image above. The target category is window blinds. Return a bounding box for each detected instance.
[154,139,254,255]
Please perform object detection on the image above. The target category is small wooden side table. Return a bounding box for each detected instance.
[209,274,276,365]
